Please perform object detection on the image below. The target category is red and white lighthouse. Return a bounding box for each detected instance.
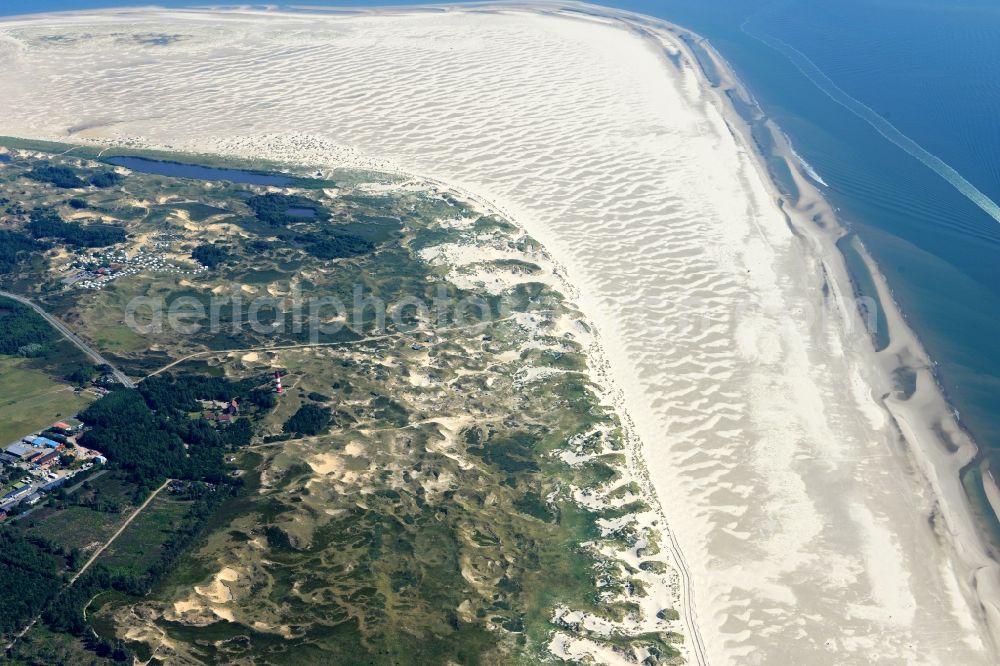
[274,370,283,394]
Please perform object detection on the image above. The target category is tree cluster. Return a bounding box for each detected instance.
[26,208,126,248]
[298,229,374,260]
[0,229,47,275]
[23,165,85,188]
[22,165,123,190]
[64,365,98,385]
[139,372,262,413]
[246,193,329,226]
[77,373,273,488]
[0,296,57,355]
[0,531,63,636]
[87,171,122,188]
[282,403,332,436]
[190,243,230,268]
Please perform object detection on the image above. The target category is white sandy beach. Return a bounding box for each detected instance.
[1,2,999,663]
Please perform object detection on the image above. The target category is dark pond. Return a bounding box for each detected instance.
[105,156,295,186]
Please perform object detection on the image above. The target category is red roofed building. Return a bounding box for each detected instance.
[36,451,60,467]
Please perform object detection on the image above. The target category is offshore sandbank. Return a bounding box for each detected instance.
[0,2,998,663]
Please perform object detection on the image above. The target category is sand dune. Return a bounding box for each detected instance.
[1,3,997,663]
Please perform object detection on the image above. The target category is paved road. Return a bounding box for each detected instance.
[0,290,135,388]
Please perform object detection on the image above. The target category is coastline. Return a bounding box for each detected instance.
[642,7,1000,649]
[406,176,711,664]
[1,2,998,662]
[558,1,1000,657]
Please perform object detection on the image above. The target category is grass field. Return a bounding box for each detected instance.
[19,473,141,555]
[21,505,124,555]
[99,493,192,573]
[0,356,93,444]
[9,623,109,666]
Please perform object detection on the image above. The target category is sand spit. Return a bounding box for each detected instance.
[2,2,998,663]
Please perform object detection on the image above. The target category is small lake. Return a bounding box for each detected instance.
[0,154,11,163]
[105,156,295,186]
[284,207,317,219]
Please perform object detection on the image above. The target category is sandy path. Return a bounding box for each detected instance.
[70,477,172,584]
[141,313,521,378]
[4,478,171,653]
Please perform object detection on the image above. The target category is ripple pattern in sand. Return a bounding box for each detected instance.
[0,7,993,664]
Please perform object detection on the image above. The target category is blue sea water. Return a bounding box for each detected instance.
[4,2,1000,465]
[658,0,1000,463]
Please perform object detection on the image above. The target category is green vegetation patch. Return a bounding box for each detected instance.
[191,243,230,268]
[99,493,197,574]
[282,403,332,436]
[245,193,328,227]
[0,530,64,639]
[78,372,271,487]
[297,229,374,260]
[0,297,58,354]
[24,164,86,189]
[0,299,95,442]
[0,230,47,275]
[88,171,123,189]
[27,208,126,248]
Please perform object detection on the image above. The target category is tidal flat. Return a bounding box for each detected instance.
[2,3,999,664]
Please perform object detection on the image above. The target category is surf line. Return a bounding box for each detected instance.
[739,14,1000,225]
